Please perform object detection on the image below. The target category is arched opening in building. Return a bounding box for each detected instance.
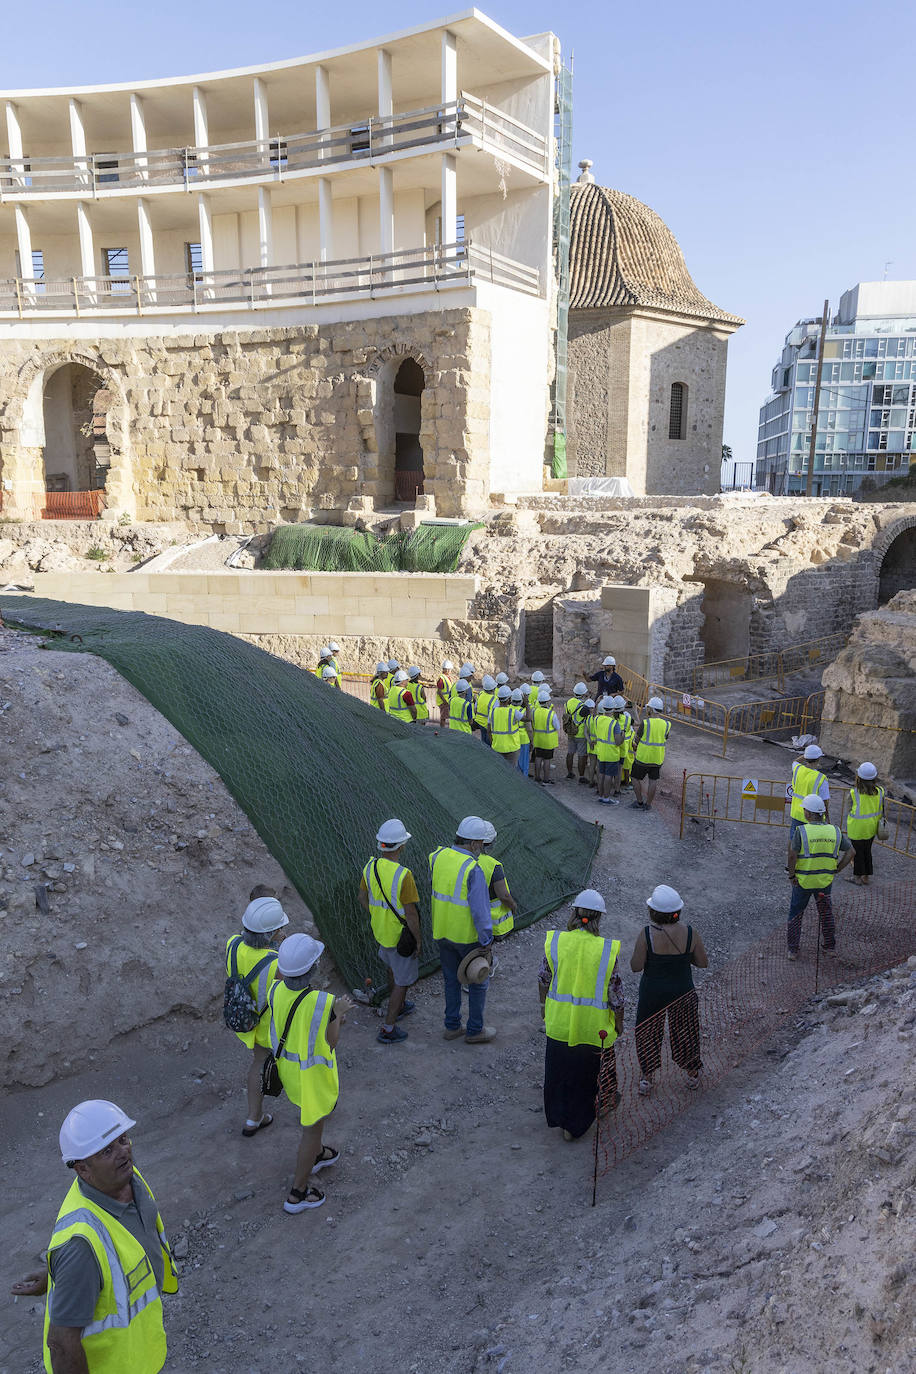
[699,579,752,663]
[40,362,108,518]
[393,358,425,503]
[878,525,916,605]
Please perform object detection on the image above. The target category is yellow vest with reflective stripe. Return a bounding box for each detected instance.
[795,822,842,889]
[565,698,587,738]
[619,713,634,764]
[412,681,429,722]
[594,714,623,762]
[543,930,620,1049]
[370,675,388,711]
[436,674,453,707]
[513,705,530,748]
[790,762,827,821]
[846,786,884,840]
[474,689,495,729]
[43,1171,177,1374]
[531,703,559,749]
[268,983,339,1125]
[362,856,411,948]
[489,704,519,753]
[448,689,473,733]
[225,935,279,1049]
[478,852,514,937]
[635,716,670,765]
[583,712,597,754]
[387,683,414,722]
[429,846,480,943]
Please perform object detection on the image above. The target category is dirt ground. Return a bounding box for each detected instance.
[2,636,914,1374]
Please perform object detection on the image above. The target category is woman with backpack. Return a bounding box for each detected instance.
[224,891,289,1137]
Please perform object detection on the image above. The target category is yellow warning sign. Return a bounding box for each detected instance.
[741,778,759,797]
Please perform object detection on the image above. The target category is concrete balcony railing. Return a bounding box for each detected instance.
[0,241,541,317]
[0,95,549,198]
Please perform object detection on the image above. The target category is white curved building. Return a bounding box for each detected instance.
[0,11,558,525]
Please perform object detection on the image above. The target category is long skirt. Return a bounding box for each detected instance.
[543,1037,616,1139]
[851,836,874,876]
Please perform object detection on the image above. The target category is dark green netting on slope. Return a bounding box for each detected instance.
[2,596,598,998]
[264,521,482,573]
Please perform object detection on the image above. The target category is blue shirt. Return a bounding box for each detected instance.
[589,670,624,696]
[454,845,493,946]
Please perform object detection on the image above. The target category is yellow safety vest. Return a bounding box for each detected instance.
[795,822,842,889]
[474,689,495,729]
[370,675,388,711]
[478,852,514,938]
[436,675,453,707]
[448,689,473,733]
[790,762,827,821]
[513,706,530,749]
[489,703,519,753]
[845,786,884,840]
[543,929,621,1049]
[593,714,623,763]
[268,983,339,1125]
[412,682,429,723]
[429,846,481,943]
[583,712,597,754]
[634,716,670,765]
[531,703,559,749]
[619,713,634,764]
[328,656,340,675]
[362,857,412,948]
[387,683,414,723]
[565,698,587,738]
[43,1171,177,1374]
[224,935,279,1049]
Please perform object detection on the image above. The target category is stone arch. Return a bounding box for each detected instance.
[354,344,436,507]
[873,514,916,605]
[0,348,133,521]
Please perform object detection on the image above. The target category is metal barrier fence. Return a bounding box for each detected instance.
[723,690,824,751]
[592,878,916,1193]
[691,631,848,692]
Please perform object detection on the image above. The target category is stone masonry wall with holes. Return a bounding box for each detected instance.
[0,309,493,528]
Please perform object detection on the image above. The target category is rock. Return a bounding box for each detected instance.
[414,1132,433,1147]
[172,1234,189,1259]
[623,1215,638,1232]
[21,854,35,867]
[115,713,130,726]
[753,1218,778,1238]
[75,942,88,951]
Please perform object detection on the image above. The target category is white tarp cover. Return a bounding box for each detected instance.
[568,477,635,496]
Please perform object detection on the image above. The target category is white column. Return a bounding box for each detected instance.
[257,185,273,268]
[441,152,457,250]
[198,193,214,272]
[68,97,90,190]
[5,101,24,188]
[137,198,155,276]
[253,77,269,163]
[14,204,33,285]
[130,93,148,181]
[377,48,392,151]
[441,29,458,104]
[318,177,333,262]
[315,65,330,159]
[192,86,209,174]
[378,165,394,259]
[76,202,95,279]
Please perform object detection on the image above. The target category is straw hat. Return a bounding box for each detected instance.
[457,947,492,986]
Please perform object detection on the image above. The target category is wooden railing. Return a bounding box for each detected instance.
[0,95,549,199]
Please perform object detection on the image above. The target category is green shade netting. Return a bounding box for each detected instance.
[264,522,482,573]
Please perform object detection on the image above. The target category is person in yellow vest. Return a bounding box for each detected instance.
[358,818,421,1044]
[788,743,831,854]
[407,666,430,723]
[531,686,559,784]
[268,933,353,1212]
[786,794,853,960]
[320,664,342,689]
[539,889,623,1140]
[582,698,598,788]
[435,659,454,727]
[327,641,341,674]
[387,668,418,723]
[225,891,289,1137]
[593,696,624,805]
[630,696,671,810]
[314,646,335,678]
[479,820,518,938]
[845,761,886,886]
[370,661,389,711]
[448,676,474,733]
[429,816,495,1043]
[488,684,522,764]
[474,674,497,745]
[630,885,708,1096]
[616,696,635,790]
[512,687,533,777]
[11,1099,177,1374]
[563,682,589,782]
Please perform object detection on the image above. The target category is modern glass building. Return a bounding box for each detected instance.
[756,281,916,495]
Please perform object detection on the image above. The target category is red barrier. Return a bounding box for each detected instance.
[38,490,105,520]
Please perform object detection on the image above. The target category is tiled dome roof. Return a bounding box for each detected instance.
[568,182,743,326]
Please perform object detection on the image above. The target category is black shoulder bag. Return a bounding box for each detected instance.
[373,861,418,958]
[261,989,310,1098]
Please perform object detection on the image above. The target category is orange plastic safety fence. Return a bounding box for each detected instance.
[37,490,105,520]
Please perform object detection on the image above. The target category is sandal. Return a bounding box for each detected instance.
[312,1144,340,1173]
[284,1185,325,1213]
[241,1113,273,1137]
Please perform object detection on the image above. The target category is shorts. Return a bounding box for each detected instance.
[630,760,661,781]
[598,760,620,777]
[378,944,419,988]
[534,747,555,759]
[569,737,587,756]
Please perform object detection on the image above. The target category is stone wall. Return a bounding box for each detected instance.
[551,592,613,693]
[0,310,493,529]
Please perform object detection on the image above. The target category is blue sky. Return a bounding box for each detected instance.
[8,0,916,464]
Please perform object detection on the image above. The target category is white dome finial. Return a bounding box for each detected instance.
[577,159,595,184]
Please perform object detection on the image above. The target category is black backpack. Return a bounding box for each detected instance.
[223,936,276,1033]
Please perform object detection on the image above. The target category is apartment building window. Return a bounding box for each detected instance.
[103,247,131,294]
[96,156,119,185]
[269,138,288,171]
[349,123,371,156]
[15,248,45,284]
[185,242,203,277]
[668,382,687,440]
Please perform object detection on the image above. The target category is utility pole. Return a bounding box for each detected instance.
[805,299,829,498]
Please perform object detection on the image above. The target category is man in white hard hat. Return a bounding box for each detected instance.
[593,696,624,804]
[224,888,289,1137]
[630,697,671,811]
[407,666,430,723]
[511,687,533,777]
[586,655,624,699]
[786,794,853,960]
[358,819,421,1043]
[563,682,590,783]
[489,684,522,764]
[314,646,335,678]
[788,742,830,856]
[435,660,455,727]
[12,1100,177,1373]
[370,661,389,711]
[327,641,341,674]
[429,816,496,1043]
[531,686,559,784]
[448,676,474,734]
[474,674,498,745]
[268,934,353,1212]
[320,664,341,689]
[387,668,418,723]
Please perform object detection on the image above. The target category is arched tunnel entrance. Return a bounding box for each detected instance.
[878,525,916,604]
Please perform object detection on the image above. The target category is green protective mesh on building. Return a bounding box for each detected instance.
[2,597,599,999]
[264,522,482,574]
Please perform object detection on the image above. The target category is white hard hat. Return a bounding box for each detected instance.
[804,744,823,760]
[495,672,509,686]
[597,695,613,712]
[394,669,408,684]
[574,683,587,697]
[319,646,332,659]
[277,932,325,978]
[481,821,497,844]
[537,687,552,703]
[456,815,489,840]
[321,665,338,680]
[613,696,627,710]
[387,658,399,672]
[328,641,340,653]
[857,761,877,780]
[456,678,471,693]
[481,674,497,691]
[573,888,606,914]
[376,818,411,848]
[442,660,454,671]
[497,685,511,700]
[408,666,421,680]
[510,689,523,703]
[603,656,616,667]
[802,793,826,814]
[532,671,545,683]
[646,884,683,914]
[519,683,531,697]
[459,662,475,678]
[584,698,595,708]
[242,897,289,933]
[375,661,387,675]
[60,1100,136,1166]
[648,697,664,711]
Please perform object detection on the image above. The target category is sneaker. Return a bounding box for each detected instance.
[443,1026,465,1040]
[465,1026,496,1044]
[638,1078,653,1096]
[578,777,589,785]
[377,1025,408,1044]
[396,1000,416,1019]
[787,951,798,962]
[630,801,645,810]
[606,797,620,806]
